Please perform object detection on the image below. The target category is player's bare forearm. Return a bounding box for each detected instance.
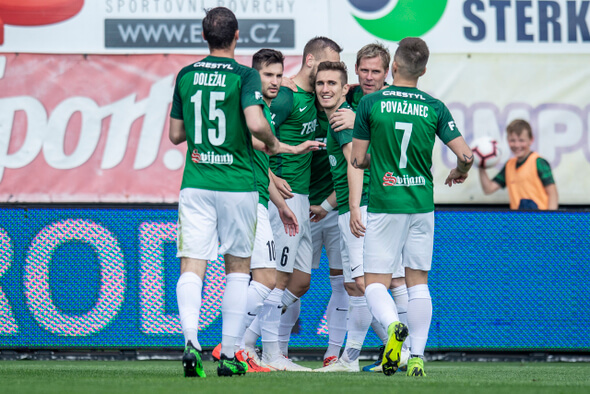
[244,105,280,154]
[478,167,501,194]
[447,136,474,173]
[545,184,559,210]
[169,118,186,145]
[283,140,325,155]
[270,171,293,199]
[343,143,363,209]
[351,138,370,169]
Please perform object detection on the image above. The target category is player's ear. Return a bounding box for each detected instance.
[342,83,350,96]
[420,67,427,77]
[354,63,359,75]
[305,53,314,68]
[234,30,240,42]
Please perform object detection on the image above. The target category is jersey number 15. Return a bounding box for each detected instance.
[191,90,226,146]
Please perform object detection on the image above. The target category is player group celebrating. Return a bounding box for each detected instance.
[169,7,474,378]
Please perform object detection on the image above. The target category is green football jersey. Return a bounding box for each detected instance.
[309,109,335,205]
[346,85,364,111]
[252,103,276,208]
[269,85,317,195]
[354,85,462,213]
[170,56,263,192]
[327,102,369,215]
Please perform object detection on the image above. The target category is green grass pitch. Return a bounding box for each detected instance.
[1,360,590,394]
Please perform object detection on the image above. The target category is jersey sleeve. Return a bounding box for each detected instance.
[269,87,294,128]
[170,71,184,120]
[353,96,371,140]
[240,67,265,110]
[435,101,462,144]
[492,164,507,188]
[333,127,353,148]
[536,157,555,186]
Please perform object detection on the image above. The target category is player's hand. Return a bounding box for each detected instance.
[281,76,297,92]
[349,206,366,238]
[273,176,294,199]
[278,206,299,236]
[309,205,328,222]
[444,168,469,187]
[290,140,326,155]
[329,108,355,132]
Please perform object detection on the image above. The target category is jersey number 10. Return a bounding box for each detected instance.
[191,90,227,146]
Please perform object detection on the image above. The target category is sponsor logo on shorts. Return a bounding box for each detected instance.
[191,149,234,165]
[382,172,426,187]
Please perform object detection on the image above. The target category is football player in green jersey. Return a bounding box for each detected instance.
[312,61,373,373]
[264,36,342,370]
[168,7,280,378]
[351,37,473,377]
[234,49,325,372]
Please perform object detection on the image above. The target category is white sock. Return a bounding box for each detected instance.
[279,298,300,356]
[324,275,348,359]
[260,287,283,357]
[236,281,271,351]
[220,273,250,358]
[176,272,203,350]
[391,285,411,351]
[281,288,299,308]
[244,315,261,349]
[371,318,389,345]
[365,283,399,331]
[407,284,432,357]
[341,296,372,362]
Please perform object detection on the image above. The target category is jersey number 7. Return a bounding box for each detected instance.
[395,121,413,169]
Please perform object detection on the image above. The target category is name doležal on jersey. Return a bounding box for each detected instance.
[382,172,426,187]
[193,72,227,87]
[191,149,234,165]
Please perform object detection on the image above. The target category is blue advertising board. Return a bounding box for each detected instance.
[0,206,588,350]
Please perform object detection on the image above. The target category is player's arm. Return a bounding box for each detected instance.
[343,143,366,238]
[268,169,299,236]
[351,138,370,169]
[310,191,337,223]
[330,108,356,132]
[545,184,558,210]
[270,170,293,199]
[444,136,474,187]
[245,105,280,155]
[169,118,186,145]
[479,167,501,194]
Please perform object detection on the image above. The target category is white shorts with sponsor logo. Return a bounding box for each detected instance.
[311,210,343,271]
[338,207,367,283]
[363,211,434,274]
[251,204,277,270]
[176,188,258,261]
[268,193,313,274]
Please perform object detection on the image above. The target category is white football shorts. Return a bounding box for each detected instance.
[176,188,258,260]
[363,211,434,274]
[251,203,277,270]
[338,207,367,283]
[268,193,313,274]
[311,210,343,271]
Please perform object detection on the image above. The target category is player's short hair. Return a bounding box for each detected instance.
[506,119,533,139]
[356,42,391,71]
[302,36,342,65]
[317,61,348,85]
[202,7,238,50]
[252,48,285,71]
[394,37,429,78]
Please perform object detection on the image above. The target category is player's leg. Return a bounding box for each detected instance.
[216,190,258,377]
[316,208,371,373]
[176,188,219,378]
[364,213,409,376]
[262,194,310,371]
[319,211,347,365]
[402,212,434,377]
